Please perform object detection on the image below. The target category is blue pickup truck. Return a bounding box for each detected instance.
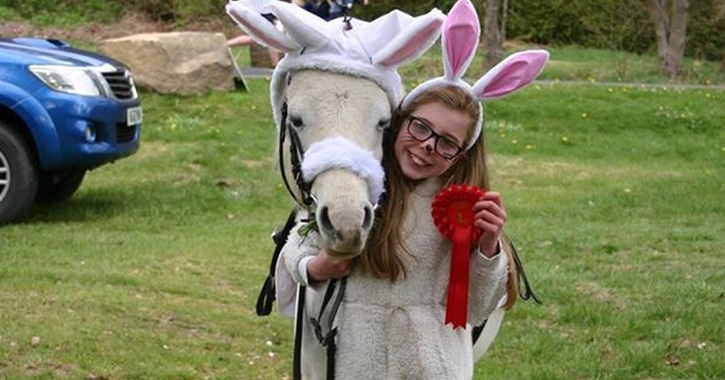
[0,38,141,224]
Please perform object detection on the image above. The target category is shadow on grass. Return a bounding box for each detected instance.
[25,190,131,224]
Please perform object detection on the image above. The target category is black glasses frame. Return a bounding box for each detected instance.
[405,116,463,160]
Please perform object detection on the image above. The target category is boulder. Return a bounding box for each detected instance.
[98,32,233,95]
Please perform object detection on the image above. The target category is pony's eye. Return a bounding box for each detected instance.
[288,115,304,129]
[376,118,390,131]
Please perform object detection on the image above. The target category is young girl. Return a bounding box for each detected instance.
[281,1,548,378]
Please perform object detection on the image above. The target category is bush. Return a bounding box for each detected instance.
[2,0,722,64]
[0,0,120,25]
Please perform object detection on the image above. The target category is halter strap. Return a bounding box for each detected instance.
[278,102,315,208]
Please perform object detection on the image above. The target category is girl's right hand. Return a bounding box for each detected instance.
[307,249,354,282]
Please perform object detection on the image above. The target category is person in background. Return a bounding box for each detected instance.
[227,0,304,67]
[303,0,331,20]
[329,0,367,20]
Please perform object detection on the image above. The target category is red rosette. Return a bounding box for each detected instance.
[431,184,486,329]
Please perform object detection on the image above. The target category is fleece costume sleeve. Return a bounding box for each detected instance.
[281,222,322,287]
[467,246,508,326]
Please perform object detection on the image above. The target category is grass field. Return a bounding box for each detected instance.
[0,79,723,379]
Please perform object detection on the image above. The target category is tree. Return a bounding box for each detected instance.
[483,0,508,71]
[646,0,690,79]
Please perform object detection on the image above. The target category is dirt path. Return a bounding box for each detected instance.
[0,13,241,43]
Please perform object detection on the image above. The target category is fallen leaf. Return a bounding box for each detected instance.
[665,354,680,366]
[601,345,615,360]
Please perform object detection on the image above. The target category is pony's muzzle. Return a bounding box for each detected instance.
[312,169,375,258]
[317,203,373,259]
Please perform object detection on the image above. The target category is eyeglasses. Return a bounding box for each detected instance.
[405,116,463,160]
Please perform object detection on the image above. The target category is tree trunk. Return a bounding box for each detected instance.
[483,0,506,71]
[647,0,690,79]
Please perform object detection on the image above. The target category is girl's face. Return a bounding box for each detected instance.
[394,101,472,181]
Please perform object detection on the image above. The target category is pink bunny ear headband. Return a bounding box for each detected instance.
[400,0,549,151]
[226,0,445,127]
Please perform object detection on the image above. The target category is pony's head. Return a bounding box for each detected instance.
[227,0,444,257]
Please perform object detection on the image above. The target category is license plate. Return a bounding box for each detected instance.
[127,106,143,126]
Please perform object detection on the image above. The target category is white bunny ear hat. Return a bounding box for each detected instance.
[401,0,549,150]
[226,0,445,126]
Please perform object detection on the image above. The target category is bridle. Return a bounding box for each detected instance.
[278,101,315,209]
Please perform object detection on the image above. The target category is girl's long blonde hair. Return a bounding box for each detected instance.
[358,85,519,310]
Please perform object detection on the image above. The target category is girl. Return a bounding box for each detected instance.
[281,1,548,378]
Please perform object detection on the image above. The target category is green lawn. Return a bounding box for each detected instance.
[228,43,725,85]
[397,44,725,86]
[0,79,723,379]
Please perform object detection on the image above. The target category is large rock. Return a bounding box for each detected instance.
[98,32,233,95]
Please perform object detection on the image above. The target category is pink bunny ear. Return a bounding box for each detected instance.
[472,50,549,100]
[371,8,445,68]
[226,2,300,52]
[442,0,480,80]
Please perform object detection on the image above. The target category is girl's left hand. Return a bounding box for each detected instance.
[472,192,507,258]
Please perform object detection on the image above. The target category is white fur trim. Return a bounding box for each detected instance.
[301,137,385,205]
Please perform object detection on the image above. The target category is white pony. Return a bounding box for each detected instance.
[227,3,445,377]
[227,0,443,257]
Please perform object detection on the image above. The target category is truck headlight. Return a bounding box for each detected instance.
[29,65,111,97]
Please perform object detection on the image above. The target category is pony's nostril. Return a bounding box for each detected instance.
[319,206,333,232]
[362,205,373,229]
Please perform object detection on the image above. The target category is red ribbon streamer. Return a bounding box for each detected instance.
[431,185,486,329]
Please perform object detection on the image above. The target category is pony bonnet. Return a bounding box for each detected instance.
[401,0,549,150]
[226,0,446,127]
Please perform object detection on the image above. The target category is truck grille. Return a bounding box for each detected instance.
[116,123,137,143]
[102,70,136,100]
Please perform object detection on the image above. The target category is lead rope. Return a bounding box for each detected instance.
[510,240,541,303]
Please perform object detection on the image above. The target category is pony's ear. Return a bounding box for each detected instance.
[226,0,300,52]
[472,50,549,100]
[371,8,445,68]
[269,1,330,48]
[442,0,480,80]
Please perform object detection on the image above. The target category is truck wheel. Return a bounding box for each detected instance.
[36,169,87,203]
[0,121,39,225]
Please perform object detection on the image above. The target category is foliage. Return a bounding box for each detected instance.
[0,78,723,379]
[1,0,723,62]
[571,0,653,53]
[0,0,120,26]
[686,0,725,62]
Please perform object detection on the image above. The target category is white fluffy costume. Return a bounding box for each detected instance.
[282,178,508,379]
